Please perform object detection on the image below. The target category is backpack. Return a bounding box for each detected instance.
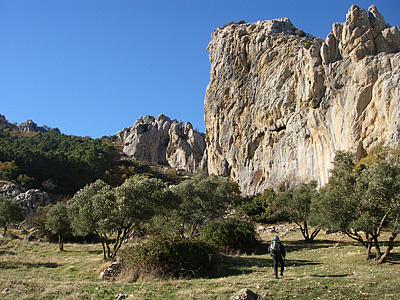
[269,239,281,255]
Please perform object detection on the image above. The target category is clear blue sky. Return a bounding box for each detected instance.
[1,1,399,138]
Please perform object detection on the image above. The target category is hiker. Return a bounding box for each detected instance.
[269,235,286,278]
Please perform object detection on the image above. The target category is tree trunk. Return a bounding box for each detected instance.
[310,228,321,241]
[376,232,397,264]
[365,234,373,260]
[372,235,381,258]
[98,237,107,260]
[3,224,7,236]
[58,234,64,251]
[112,225,135,260]
[95,231,111,260]
[296,223,309,242]
[304,221,310,241]
[106,242,111,259]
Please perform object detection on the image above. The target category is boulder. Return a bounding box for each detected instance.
[99,261,122,280]
[231,288,262,300]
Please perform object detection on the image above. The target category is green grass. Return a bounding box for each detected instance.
[0,229,399,299]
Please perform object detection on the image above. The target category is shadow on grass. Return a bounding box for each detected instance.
[0,261,59,269]
[386,252,400,264]
[285,259,321,267]
[311,274,350,278]
[0,250,17,255]
[283,239,359,252]
[208,255,321,278]
[62,249,103,255]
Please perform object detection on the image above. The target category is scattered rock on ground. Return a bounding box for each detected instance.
[99,261,122,280]
[231,288,263,300]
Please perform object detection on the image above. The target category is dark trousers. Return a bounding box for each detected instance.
[272,254,284,277]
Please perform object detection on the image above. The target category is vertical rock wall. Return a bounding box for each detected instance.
[204,5,400,194]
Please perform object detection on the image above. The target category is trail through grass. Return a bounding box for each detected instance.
[0,229,399,299]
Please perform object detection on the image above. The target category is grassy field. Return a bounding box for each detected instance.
[0,228,399,300]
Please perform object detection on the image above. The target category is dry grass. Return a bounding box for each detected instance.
[0,228,399,299]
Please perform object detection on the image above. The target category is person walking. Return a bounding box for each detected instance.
[269,235,286,278]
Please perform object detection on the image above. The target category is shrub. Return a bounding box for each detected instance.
[0,161,19,180]
[199,218,259,254]
[119,236,219,281]
[276,68,294,91]
[304,40,312,49]
[295,29,306,37]
[237,188,279,223]
[17,174,38,189]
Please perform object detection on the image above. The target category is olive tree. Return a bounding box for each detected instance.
[277,181,320,241]
[313,152,359,238]
[315,150,400,263]
[355,160,400,263]
[68,179,116,260]
[111,175,171,259]
[45,202,70,251]
[0,196,26,235]
[68,176,170,260]
[171,174,239,238]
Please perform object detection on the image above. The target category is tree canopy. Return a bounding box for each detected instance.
[277,181,320,241]
[170,174,239,238]
[68,176,171,260]
[315,149,400,263]
[68,179,117,259]
[45,202,71,251]
[0,196,26,235]
[0,129,119,193]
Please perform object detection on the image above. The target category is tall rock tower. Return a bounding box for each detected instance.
[204,5,400,194]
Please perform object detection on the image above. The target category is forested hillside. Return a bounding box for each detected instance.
[0,124,118,194]
[0,115,198,195]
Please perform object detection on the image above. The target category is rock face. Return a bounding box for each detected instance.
[115,114,206,173]
[1,115,57,134]
[18,120,50,132]
[204,5,400,194]
[0,184,50,214]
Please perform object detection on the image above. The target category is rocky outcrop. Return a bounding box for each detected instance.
[0,114,17,130]
[1,115,58,134]
[18,120,50,133]
[115,114,206,173]
[0,184,50,214]
[204,5,400,194]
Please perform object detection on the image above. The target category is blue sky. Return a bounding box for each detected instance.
[1,1,399,138]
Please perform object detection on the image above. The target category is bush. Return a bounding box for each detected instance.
[120,236,219,281]
[304,40,312,49]
[237,188,279,223]
[295,29,306,37]
[0,161,19,180]
[199,218,259,254]
[17,174,38,189]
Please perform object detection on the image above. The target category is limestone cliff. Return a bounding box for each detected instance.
[204,5,400,194]
[115,114,206,173]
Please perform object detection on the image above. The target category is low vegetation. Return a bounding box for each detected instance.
[0,228,398,299]
[199,218,260,254]
[119,235,219,281]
